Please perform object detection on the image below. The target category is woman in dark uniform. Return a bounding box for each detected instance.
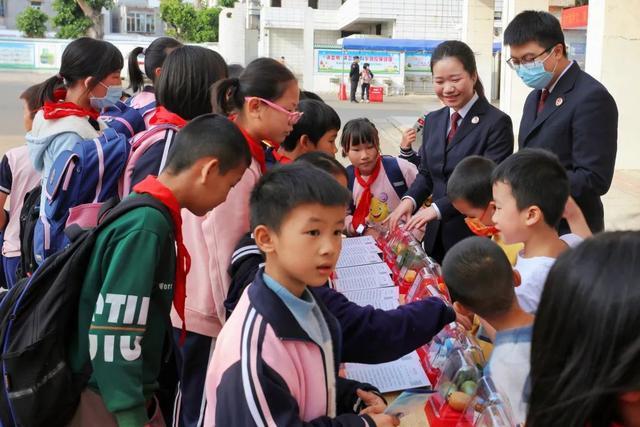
[388,40,514,262]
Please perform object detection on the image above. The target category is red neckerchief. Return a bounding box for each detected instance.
[352,157,382,231]
[42,88,99,121]
[273,149,292,164]
[149,106,188,128]
[133,176,191,345]
[236,125,266,173]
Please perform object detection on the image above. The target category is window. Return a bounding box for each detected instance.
[126,11,155,34]
[0,1,5,17]
[271,0,281,7]
[375,23,382,35]
[30,1,42,9]
[309,0,317,8]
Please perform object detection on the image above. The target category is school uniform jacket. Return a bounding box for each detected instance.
[519,61,617,233]
[405,96,514,254]
[204,271,379,426]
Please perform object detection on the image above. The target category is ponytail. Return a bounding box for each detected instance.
[127,46,145,93]
[211,57,296,117]
[35,74,64,106]
[212,78,242,116]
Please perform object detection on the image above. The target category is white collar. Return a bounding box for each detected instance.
[547,60,574,93]
[450,92,479,119]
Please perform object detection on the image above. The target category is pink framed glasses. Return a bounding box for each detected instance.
[245,97,303,125]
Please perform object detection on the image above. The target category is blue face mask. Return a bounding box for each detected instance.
[90,83,122,111]
[515,51,556,90]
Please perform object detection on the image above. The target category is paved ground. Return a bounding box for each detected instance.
[1,72,637,230]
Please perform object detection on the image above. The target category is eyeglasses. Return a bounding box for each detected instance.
[506,47,554,70]
[245,97,303,125]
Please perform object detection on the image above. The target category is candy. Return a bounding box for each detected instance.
[439,381,457,399]
[404,269,417,282]
[460,380,478,396]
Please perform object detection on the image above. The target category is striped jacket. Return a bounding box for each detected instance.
[204,271,378,426]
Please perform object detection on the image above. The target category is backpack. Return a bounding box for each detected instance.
[0,194,171,427]
[346,155,409,205]
[99,100,156,139]
[33,127,131,263]
[16,185,41,280]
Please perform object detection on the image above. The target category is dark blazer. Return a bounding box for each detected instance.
[405,95,514,256]
[519,62,617,232]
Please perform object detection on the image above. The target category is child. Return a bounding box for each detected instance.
[172,58,300,427]
[449,155,591,266]
[127,37,182,126]
[67,114,251,426]
[527,231,640,427]
[442,236,533,424]
[360,63,373,102]
[130,45,228,186]
[272,99,341,163]
[205,164,399,427]
[0,86,42,287]
[226,151,456,364]
[491,148,581,314]
[27,37,123,216]
[342,118,418,235]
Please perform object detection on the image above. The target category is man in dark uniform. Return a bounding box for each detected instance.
[349,56,360,103]
[504,11,618,233]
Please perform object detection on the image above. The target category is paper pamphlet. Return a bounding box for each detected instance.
[333,263,394,292]
[345,352,431,393]
[342,286,400,310]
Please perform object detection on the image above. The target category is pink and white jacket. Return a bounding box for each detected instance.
[170,158,262,337]
[204,271,379,426]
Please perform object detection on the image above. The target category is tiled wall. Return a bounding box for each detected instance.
[268,28,305,76]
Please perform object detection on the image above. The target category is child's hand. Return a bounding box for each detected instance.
[401,128,417,150]
[455,310,473,331]
[357,389,387,416]
[385,199,414,230]
[368,413,401,427]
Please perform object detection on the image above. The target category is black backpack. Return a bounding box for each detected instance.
[0,194,171,427]
[16,185,41,281]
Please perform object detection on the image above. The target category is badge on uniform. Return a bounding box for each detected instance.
[471,116,479,124]
[555,97,564,107]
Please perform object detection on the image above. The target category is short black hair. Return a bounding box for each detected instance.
[250,163,351,232]
[295,151,348,182]
[354,56,359,60]
[228,63,244,78]
[448,156,497,208]
[340,118,379,156]
[281,100,341,152]
[492,148,569,228]
[164,114,251,175]
[504,10,567,56]
[300,90,324,102]
[442,236,515,318]
[156,46,228,120]
[20,83,43,119]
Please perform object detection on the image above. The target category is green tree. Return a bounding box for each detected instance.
[160,0,221,42]
[16,7,48,38]
[218,0,236,7]
[52,0,113,39]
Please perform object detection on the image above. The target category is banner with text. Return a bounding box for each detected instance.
[316,49,401,75]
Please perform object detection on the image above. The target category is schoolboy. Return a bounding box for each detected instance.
[491,148,581,314]
[269,99,341,164]
[205,164,399,427]
[448,156,524,265]
[442,236,533,424]
[225,152,457,364]
[68,114,251,426]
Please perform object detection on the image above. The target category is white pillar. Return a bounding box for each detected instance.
[499,0,549,141]
[462,0,495,101]
[302,7,315,91]
[586,0,640,169]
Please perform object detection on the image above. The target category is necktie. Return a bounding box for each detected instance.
[447,112,461,144]
[537,89,549,115]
